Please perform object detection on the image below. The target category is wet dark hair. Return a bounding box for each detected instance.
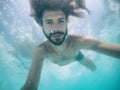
[29,0,89,25]
[29,0,71,25]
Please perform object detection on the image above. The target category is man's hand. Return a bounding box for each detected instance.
[69,0,90,17]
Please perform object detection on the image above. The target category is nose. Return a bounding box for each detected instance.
[53,23,59,29]
[51,24,60,33]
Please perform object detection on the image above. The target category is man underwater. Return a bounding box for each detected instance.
[21,0,120,90]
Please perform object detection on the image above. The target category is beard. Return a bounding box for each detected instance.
[43,28,68,46]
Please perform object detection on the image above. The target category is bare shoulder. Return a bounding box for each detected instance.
[32,41,49,59]
[37,40,54,55]
[68,34,85,45]
[69,34,96,41]
[67,34,83,44]
[68,34,83,40]
[66,34,84,49]
[69,35,101,49]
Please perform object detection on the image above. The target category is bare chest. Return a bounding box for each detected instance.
[42,35,80,66]
[46,49,77,66]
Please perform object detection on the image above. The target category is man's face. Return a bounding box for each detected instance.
[42,10,68,46]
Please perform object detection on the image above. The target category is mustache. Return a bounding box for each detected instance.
[49,31,65,36]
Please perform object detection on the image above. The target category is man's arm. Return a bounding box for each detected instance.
[77,36,120,59]
[78,57,96,71]
[21,47,44,90]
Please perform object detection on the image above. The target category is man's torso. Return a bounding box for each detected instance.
[39,35,83,66]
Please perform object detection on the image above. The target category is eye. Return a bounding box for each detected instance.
[58,20,65,24]
[46,21,53,25]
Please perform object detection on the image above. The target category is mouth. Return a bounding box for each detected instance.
[52,34,63,38]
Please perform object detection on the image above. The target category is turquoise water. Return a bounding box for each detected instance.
[0,0,120,90]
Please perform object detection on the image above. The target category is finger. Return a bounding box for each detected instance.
[70,0,78,9]
[70,9,85,17]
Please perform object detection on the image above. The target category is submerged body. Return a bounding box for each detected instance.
[21,0,120,90]
[21,10,120,90]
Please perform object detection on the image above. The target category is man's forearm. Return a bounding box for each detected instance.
[91,43,120,59]
[21,81,37,90]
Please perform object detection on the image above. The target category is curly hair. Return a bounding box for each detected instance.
[29,0,89,25]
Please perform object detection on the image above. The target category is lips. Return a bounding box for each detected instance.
[52,34,63,37]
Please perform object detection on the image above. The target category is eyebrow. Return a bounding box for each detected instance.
[45,19,53,22]
[58,17,65,21]
[44,17,65,22]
